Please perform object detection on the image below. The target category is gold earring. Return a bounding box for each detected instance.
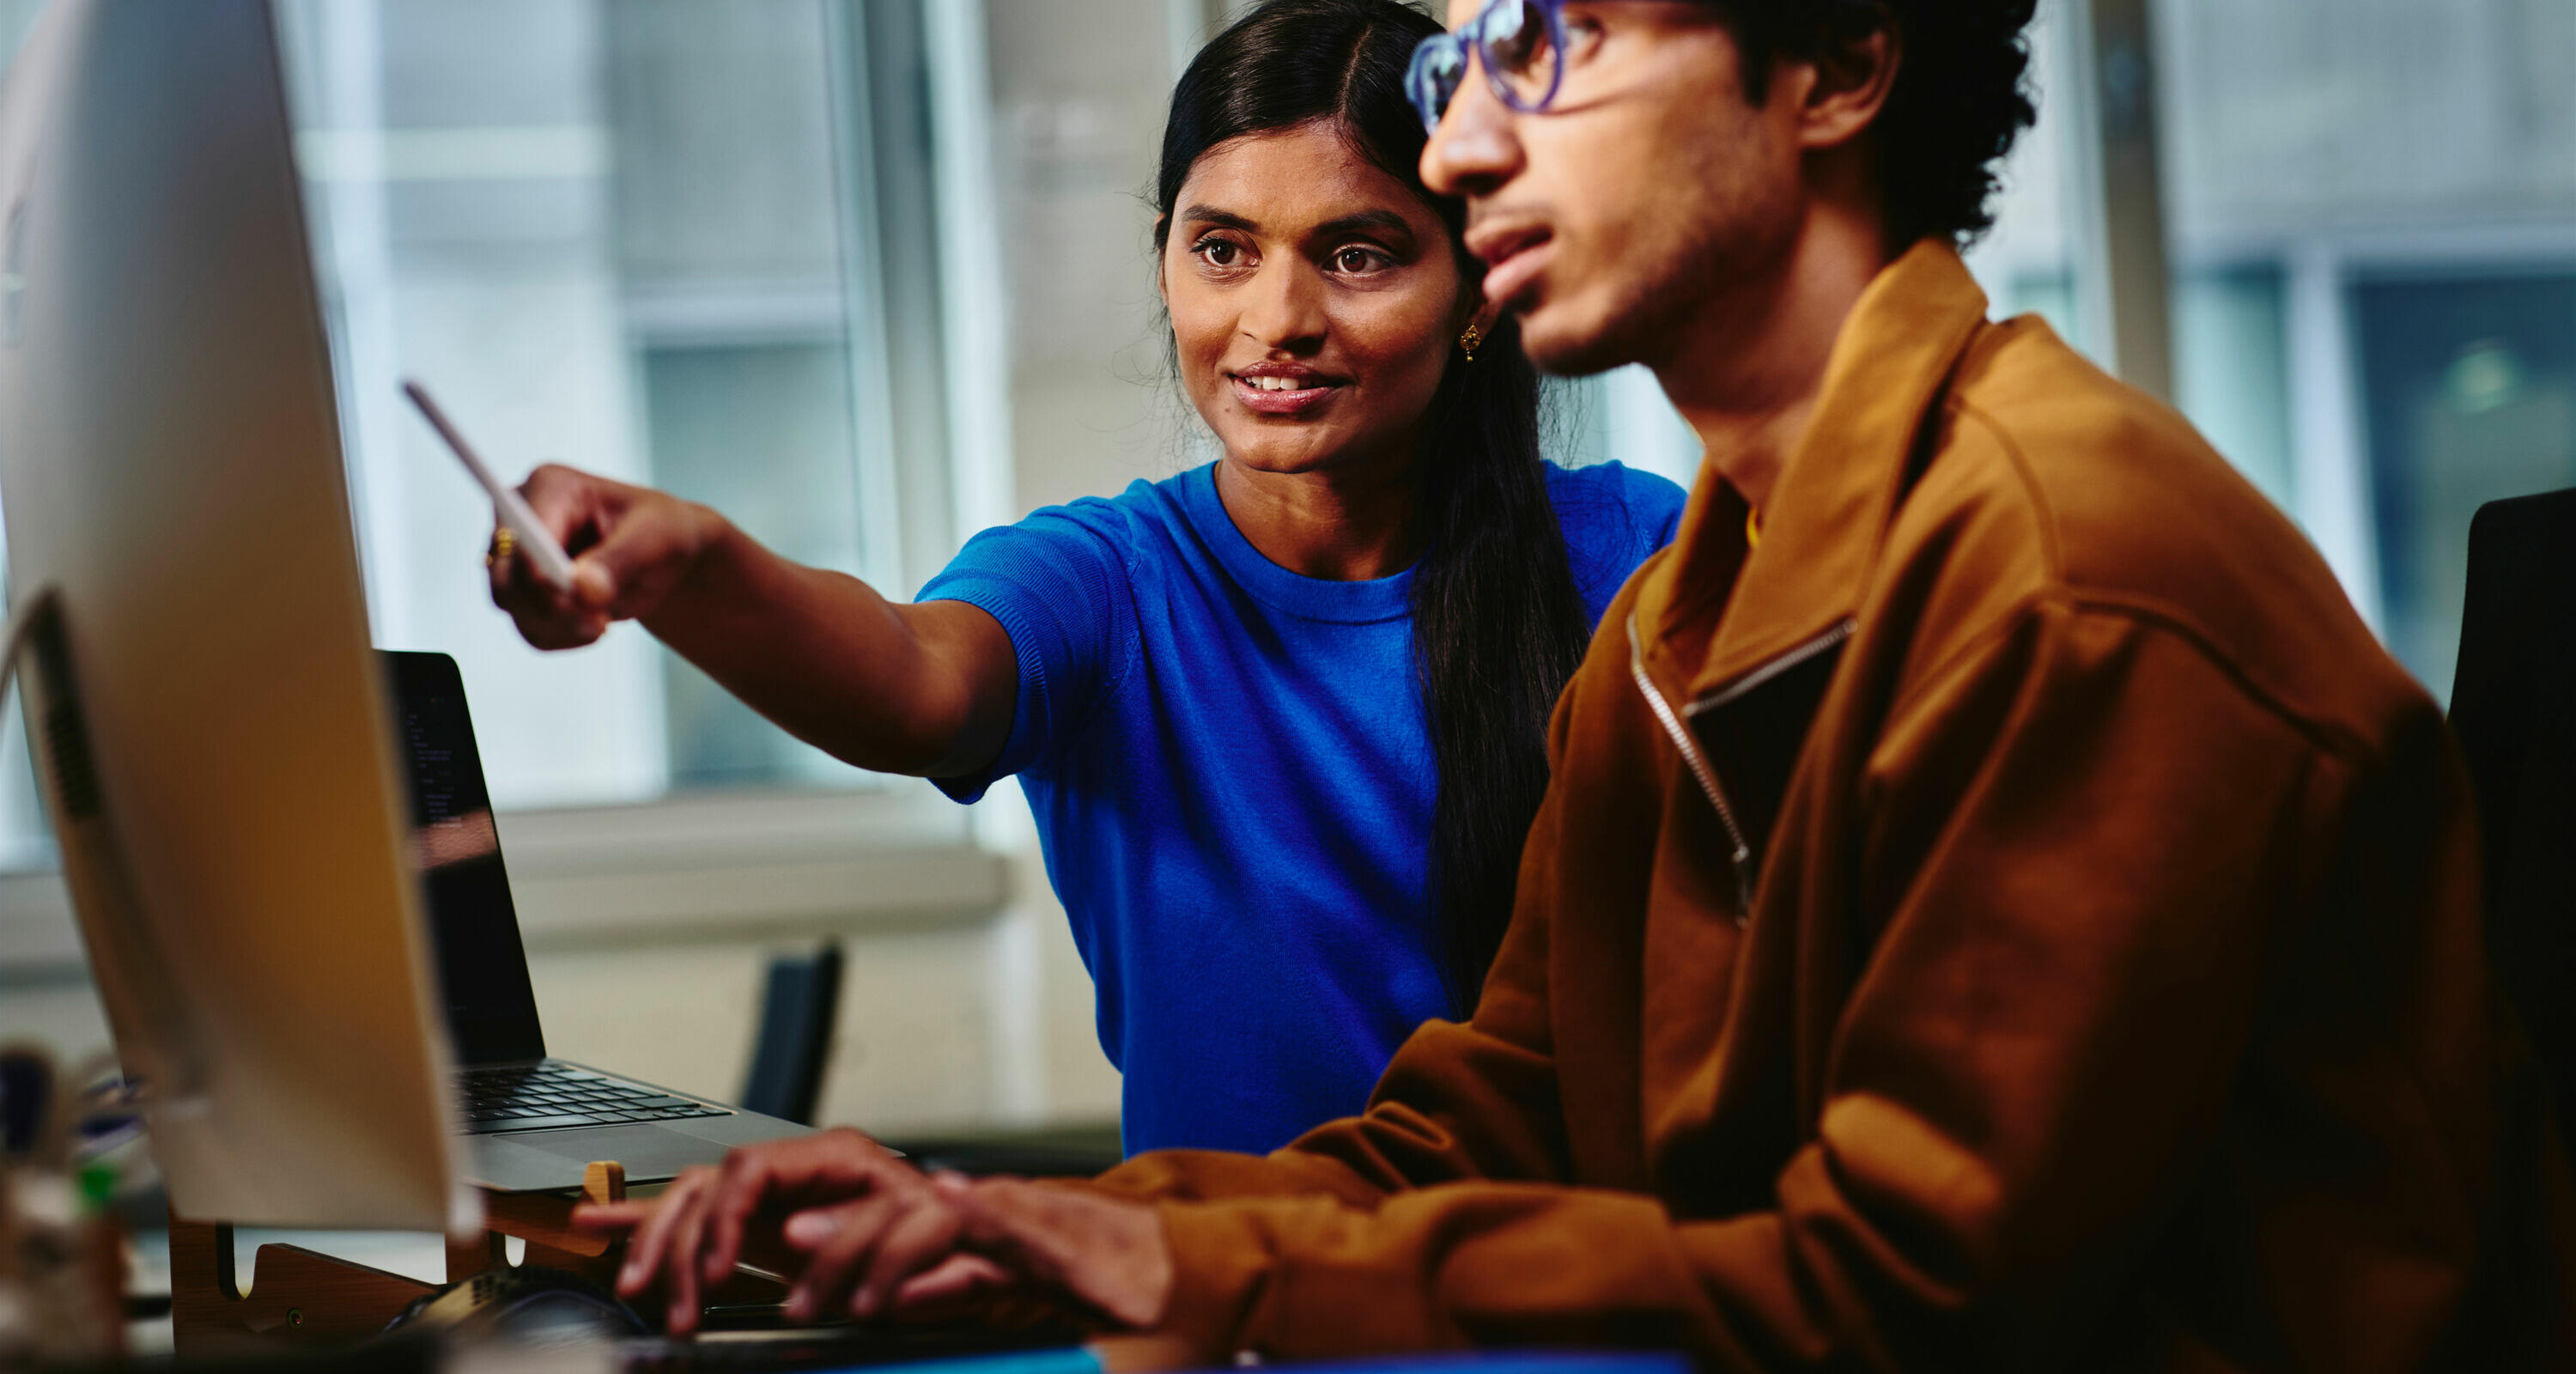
[1458,323,1481,361]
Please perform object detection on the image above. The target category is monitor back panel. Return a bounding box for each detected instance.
[0,0,463,1231]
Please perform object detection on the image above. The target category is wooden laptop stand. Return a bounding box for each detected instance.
[167,1161,787,1353]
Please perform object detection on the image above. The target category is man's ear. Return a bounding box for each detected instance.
[1797,16,1900,152]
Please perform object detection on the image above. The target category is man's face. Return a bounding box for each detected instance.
[1426,2,1805,377]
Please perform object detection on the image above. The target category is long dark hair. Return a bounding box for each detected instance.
[1154,0,1595,1011]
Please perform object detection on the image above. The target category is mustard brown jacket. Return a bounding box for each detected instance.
[1092,244,2576,1369]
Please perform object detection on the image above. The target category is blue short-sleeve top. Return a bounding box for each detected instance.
[917,459,1686,1155]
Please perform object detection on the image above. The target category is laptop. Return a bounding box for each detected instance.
[385,650,810,1193]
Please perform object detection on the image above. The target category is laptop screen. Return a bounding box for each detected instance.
[384,651,547,1065]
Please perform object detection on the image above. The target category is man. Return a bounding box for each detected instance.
[589,1,2576,1365]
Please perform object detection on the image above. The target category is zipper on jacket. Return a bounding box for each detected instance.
[1627,612,1757,919]
[1685,618,1857,719]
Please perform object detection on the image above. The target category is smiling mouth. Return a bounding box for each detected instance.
[1228,368,1346,416]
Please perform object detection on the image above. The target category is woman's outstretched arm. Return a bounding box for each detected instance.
[490,464,1016,779]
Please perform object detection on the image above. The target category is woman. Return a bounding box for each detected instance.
[492,0,1683,1160]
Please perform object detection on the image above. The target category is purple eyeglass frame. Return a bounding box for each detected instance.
[1404,0,1571,135]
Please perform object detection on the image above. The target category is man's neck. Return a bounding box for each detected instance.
[1653,203,1893,514]
[1214,449,1420,582]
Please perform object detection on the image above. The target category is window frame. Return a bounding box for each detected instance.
[0,0,1021,959]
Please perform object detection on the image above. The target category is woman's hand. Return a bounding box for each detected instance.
[489,464,724,650]
[572,1128,1173,1335]
[479,464,1014,781]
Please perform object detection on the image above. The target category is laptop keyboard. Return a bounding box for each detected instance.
[459,1061,733,1134]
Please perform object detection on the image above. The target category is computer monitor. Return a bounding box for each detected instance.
[0,0,467,1231]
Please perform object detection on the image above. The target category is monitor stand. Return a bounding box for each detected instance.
[163,1160,726,1353]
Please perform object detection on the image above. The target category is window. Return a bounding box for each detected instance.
[1965,0,2576,703]
[275,0,962,807]
[1961,0,2099,356]
[2150,0,2576,697]
[0,0,999,867]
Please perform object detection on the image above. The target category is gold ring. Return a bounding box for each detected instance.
[486,526,515,569]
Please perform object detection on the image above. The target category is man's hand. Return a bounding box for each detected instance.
[795,1172,1174,1328]
[572,1128,1172,1335]
[571,1128,914,1332]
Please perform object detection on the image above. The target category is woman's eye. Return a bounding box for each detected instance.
[1194,237,1243,268]
[1333,246,1388,274]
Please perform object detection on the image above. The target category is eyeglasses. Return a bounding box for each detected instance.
[1404,0,1570,136]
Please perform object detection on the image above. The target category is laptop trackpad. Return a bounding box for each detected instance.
[514,1123,727,1177]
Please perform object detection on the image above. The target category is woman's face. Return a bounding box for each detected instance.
[1163,120,1467,481]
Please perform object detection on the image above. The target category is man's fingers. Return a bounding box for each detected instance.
[701,1128,901,1280]
[850,1200,966,1320]
[617,1170,707,1299]
[892,1254,1012,1306]
[572,1200,653,1233]
[890,1254,1014,1322]
[664,1175,716,1335]
[781,1205,842,1251]
[781,1195,901,1324]
[698,1149,791,1284]
[943,1177,1173,1329]
[941,1176,1042,1262]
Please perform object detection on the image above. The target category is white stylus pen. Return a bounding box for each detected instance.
[402,379,580,594]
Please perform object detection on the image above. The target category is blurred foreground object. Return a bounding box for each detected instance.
[0,0,463,1229]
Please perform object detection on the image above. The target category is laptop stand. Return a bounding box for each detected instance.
[165,1160,790,1353]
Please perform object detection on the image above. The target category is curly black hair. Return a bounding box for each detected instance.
[1710,0,2041,246]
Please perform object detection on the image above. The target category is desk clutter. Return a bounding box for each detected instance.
[0,1045,146,1364]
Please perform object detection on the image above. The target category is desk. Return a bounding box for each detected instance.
[164,1160,799,1353]
[951,1351,1695,1374]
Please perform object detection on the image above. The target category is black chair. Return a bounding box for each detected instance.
[2450,488,2576,1150]
[737,943,843,1127]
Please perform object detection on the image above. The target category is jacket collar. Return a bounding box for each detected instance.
[1637,240,1993,700]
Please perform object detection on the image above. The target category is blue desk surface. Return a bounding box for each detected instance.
[853,1349,1694,1374]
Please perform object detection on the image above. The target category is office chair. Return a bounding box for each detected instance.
[733,941,1121,1174]
[2450,488,2576,1156]
[737,943,843,1127]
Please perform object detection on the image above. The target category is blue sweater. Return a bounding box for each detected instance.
[920,460,1686,1153]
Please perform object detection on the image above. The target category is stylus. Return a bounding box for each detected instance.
[402,380,580,594]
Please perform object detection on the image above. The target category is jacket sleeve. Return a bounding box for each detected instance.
[1140,599,2421,1366]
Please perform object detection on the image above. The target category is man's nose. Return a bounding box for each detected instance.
[1421,75,1522,199]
